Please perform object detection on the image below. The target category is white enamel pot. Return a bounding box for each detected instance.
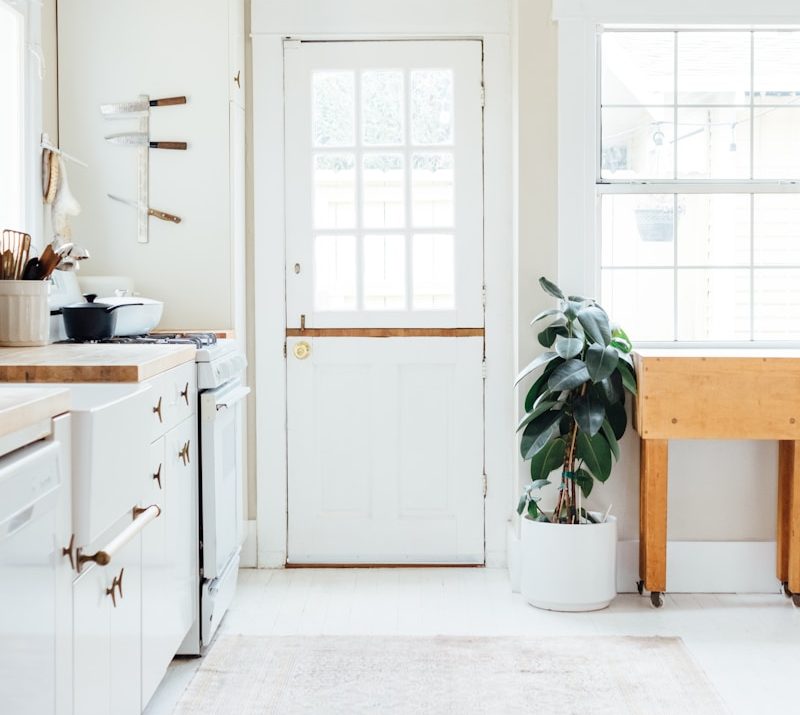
[520,512,617,612]
[97,295,163,336]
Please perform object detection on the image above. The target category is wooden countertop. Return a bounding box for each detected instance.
[0,387,70,439]
[0,344,196,383]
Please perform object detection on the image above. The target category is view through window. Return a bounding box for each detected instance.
[0,1,23,229]
[599,29,800,342]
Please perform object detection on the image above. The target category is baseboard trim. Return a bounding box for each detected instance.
[508,530,780,594]
[240,520,258,568]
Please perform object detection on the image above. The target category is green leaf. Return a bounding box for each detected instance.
[558,413,573,436]
[530,438,567,481]
[574,393,605,437]
[577,306,612,346]
[547,359,590,392]
[613,347,635,367]
[520,410,562,460]
[554,334,583,359]
[563,300,584,321]
[524,359,562,411]
[527,499,540,519]
[611,326,632,352]
[515,351,558,386]
[516,400,557,432]
[537,321,568,348]
[567,294,589,303]
[517,494,527,515]
[601,418,620,461]
[576,431,612,482]
[617,361,637,395]
[575,468,594,498]
[530,307,563,325]
[530,479,552,491]
[606,401,628,440]
[595,371,623,405]
[539,276,565,300]
[585,343,619,383]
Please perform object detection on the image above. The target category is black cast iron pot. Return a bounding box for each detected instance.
[53,294,143,341]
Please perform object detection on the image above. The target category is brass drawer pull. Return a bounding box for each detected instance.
[105,567,125,608]
[153,396,163,423]
[180,381,190,405]
[153,463,162,489]
[178,440,191,465]
[234,70,241,88]
[62,533,76,571]
[77,505,161,572]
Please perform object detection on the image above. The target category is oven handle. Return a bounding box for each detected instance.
[213,385,251,412]
[77,504,161,571]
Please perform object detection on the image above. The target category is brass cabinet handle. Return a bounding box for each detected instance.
[105,567,124,608]
[78,505,161,572]
[153,396,163,423]
[234,70,241,88]
[180,381,190,405]
[62,533,76,571]
[153,463,162,489]
[116,567,124,600]
[178,440,191,465]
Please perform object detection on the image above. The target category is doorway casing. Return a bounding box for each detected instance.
[251,0,514,568]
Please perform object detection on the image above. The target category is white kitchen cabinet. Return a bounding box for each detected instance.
[0,412,72,715]
[73,530,142,715]
[57,0,247,335]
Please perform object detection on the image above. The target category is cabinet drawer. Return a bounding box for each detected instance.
[147,362,197,440]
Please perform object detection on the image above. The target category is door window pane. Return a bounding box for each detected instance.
[362,154,405,228]
[315,235,357,310]
[313,72,355,147]
[601,108,674,180]
[314,154,355,229]
[601,32,674,107]
[362,70,404,146]
[677,32,751,105]
[601,194,674,267]
[676,269,751,340]
[676,108,750,180]
[677,194,750,266]
[413,234,454,309]
[412,153,454,228]
[363,235,406,310]
[754,194,800,265]
[411,70,454,145]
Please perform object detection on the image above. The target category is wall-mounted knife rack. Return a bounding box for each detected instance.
[100,94,187,244]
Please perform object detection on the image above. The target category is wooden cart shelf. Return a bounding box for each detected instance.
[633,349,800,607]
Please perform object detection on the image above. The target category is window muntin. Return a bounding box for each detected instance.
[599,29,800,343]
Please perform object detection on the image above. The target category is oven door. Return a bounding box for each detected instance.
[199,378,250,580]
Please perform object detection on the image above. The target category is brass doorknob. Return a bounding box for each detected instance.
[293,341,311,360]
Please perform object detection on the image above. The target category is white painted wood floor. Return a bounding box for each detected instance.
[146,568,800,714]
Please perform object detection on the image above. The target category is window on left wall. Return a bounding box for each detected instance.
[0,0,24,229]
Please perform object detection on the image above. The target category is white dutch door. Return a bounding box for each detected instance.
[284,40,485,563]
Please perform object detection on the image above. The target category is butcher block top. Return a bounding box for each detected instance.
[633,349,800,440]
[0,387,70,440]
[0,344,196,384]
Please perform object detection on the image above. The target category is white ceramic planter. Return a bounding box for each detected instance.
[0,281,49,346]
[520,513,617,612]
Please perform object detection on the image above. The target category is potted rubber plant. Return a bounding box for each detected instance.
[515,277,636,611]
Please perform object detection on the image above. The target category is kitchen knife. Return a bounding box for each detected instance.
[107,194,182,224]
[100,96,187,117]
[105,133,187,150]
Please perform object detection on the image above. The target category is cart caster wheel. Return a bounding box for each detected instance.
[636,580,644,595]
[782,581,793,598]
[793,594,800,608]
[650,591,664,608]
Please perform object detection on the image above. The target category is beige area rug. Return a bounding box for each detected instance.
[174,635,727,714]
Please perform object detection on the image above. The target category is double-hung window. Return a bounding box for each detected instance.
[598,27,800,343]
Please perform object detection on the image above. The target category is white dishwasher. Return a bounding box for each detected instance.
[0,406,72,715]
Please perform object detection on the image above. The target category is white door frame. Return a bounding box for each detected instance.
[251,0,514,568]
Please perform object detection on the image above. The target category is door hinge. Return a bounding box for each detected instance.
[481,285,486,307]
[481,357,487,379]
[283,342,287,358]
[482,473,488,497]
[480,83,485,108]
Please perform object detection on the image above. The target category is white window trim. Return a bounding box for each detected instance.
[553,0,800,348]
[251,0,514,568]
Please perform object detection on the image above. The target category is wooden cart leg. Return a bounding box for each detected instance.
[777,441,794,593]
[640,439,668,605]
[779,441,800,603]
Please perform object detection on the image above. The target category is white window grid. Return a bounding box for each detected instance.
[596,27,800,344]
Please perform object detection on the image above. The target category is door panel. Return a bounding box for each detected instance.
[285,39,485,564]
[287,337,484,564]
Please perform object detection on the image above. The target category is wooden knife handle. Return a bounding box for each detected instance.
[149,141,187,150]
[151,96,187,107]
[148,208,182,224]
